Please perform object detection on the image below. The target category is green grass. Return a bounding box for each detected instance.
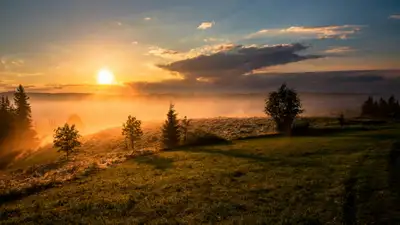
[1,126,400,224]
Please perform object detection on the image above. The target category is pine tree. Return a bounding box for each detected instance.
[13,85,37,148]
[0,96,15,151]
[14,85,32,130]
[122,116,143,152]
[378,98,389,118]
[161,103,181,149]
[361,96,374,117]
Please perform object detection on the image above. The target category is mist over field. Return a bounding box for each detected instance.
[23,92,375,138]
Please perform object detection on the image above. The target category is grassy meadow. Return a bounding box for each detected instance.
[1,118,400,224]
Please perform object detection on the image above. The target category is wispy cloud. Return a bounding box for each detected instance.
[144,17,152,21]
[203,37,229,43]
[197,21,215,30]
[246,25,365,39]
[389,14,400,19]
[147,47,180,59]
[324,46,356,54]
[245,29,269,39]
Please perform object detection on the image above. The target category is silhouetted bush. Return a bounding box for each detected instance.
[185,129,230,147]
[180,116,191,144]
[291,119,311,135]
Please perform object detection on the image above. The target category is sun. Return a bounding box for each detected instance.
[97,69,115,85]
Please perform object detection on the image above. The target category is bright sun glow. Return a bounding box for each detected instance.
[97,69,115,85]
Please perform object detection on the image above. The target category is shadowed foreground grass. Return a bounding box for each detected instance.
[1,126,400,224]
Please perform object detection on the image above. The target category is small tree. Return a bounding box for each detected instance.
[162,103,181,149]
[122,116,143,152]
[264,84,303,135]
[53,124,81,158]
[180,116,191,144]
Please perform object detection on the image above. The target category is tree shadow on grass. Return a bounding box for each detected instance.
[292,127,373,137]
[133,155,174,171]
[177,147,324,168]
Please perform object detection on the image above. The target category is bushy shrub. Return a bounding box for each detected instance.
[185,129,230,146]
[291,119,311,135]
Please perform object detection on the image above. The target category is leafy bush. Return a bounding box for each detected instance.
[185,129,230,146]
[291,119,311,135]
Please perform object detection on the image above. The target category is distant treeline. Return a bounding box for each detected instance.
[0,85,38,165]
[361,95,400,119]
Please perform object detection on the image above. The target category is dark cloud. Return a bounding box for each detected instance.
[158,43,322,81]
[125,70,400,95]
[328,74,385,83]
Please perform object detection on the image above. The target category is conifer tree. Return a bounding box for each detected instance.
[13,85,32,130]
[161,103,181,149]
[13,85,37,148]
[361,96,374,117]
[0,96,15,151]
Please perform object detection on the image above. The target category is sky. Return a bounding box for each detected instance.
[1,0,400,94]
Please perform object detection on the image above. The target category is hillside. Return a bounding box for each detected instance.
[1,121,400,224]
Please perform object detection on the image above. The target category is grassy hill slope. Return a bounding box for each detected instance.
[1,125,400,224]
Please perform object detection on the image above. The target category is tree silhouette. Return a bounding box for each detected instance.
[122,116,143,152]
[53,124,81,159]
[378,98,389,118]
[0,96,15,152]
[180,116,191,144]
[361,96,375,117]
[264,84,303,135]
[161,103,181,149]
[361,95,400,119]
[13,85,32,130]
[13,85,37,148]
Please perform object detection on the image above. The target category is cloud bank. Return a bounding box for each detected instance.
[158,43,322,81]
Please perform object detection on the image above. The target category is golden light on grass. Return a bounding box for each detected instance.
[97,69,115,85]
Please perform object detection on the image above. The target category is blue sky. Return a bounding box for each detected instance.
[0,0,400,93]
